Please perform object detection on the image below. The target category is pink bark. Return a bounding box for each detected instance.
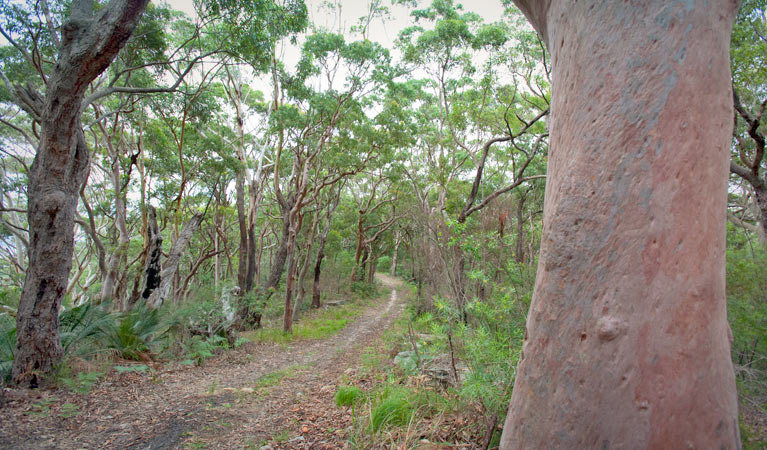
[502,1,740,448]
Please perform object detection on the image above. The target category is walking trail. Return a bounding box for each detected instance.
[0,274,407,450]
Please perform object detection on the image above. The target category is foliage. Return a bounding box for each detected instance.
[335,385,364,407]
[184,334,229,366]
[98,303,163,360]
[726,228,767,426]
[370,385,415,432]
[0,314,14,383]
[60,370,105,394]
[59,303,114,358]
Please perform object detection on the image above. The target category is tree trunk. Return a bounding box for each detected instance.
[236,166,248,289]
[311,211,334,309]
[146,213,203,309]
[514,194,526,263]
[754,182,767,243]
[282,221,298,333]
[139,206,163,302]
[12,0,149,386]
[101,141,130,309]
[501,2,740,448]
[245,216,289,329]
[311,245,326,309]
[351,213,365,281]
[390,231,400,277]
[292,214,319,322]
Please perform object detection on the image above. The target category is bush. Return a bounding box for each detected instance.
[99,302,163,360]
[370,386,414,431]
[59,303,113,358]
[351,281,378,298]
[0,314,15,383]
[184,334,229,366]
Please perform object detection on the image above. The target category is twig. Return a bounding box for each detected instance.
[407,322,422,369]
[447,332,459,385]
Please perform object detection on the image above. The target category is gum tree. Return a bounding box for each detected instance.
[501,1,741,448]
[2,0,150,386]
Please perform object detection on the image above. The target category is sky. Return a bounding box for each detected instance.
[158,0,511,114]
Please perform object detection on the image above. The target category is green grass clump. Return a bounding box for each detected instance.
[335,385,364,407]
[247,306,357,344]
[370,386,414,432]
[254,369,290,389]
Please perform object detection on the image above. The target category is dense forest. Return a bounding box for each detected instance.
[0,0,766,448]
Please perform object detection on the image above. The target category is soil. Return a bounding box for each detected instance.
[0,274,408,450]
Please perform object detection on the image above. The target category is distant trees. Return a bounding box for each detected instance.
[730,0,767,242]
[0,0,309,384]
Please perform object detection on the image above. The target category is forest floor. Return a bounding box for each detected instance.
[0,274,408,450]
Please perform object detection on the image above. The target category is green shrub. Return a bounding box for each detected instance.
[99,302,162,360]
[185,334,229,365]
[335,385,364,407]
[60,370,104,394]
[377,256,392,273]
[0,314,15,383]
[59,303,113,358]
[370,386,414,431]
[351,281,378,298]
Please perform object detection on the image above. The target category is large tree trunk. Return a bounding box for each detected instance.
[12,0,149,386]
[501,1,740,448]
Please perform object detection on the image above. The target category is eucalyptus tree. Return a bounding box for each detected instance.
[261,31,392,332]
[396,0,549,319]
[0,0,151,386]
[349,170,403,283]
[730,0,767,242]
[502,1,740,448]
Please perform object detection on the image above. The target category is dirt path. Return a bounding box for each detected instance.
[0,274,407,450]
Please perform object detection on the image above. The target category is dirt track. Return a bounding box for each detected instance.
[0,274,407,450]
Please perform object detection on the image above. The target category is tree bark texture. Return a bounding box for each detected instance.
[13,0,149,385]
[139,205,163,301]
[146,213,203,308]
[502,1,740,448]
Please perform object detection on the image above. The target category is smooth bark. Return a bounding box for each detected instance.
[502,1,740,448]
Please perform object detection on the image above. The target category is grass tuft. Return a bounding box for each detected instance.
[335,385,364,407]
[370,386,414,432]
